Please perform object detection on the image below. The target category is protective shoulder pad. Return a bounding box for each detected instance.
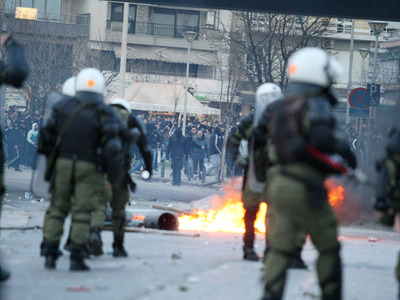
[129,114,147,135]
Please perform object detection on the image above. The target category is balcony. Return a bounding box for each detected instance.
[0,10,90,38]
[107,20,216,41]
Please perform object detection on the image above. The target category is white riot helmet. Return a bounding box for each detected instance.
[75,68,106,95]
[111,97,131,112]
[62,76,76,97]
[287,47,344,88]
[254,83,283,126]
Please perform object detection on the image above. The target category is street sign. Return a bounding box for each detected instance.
[349,107,370,118]
[349,87,369,108]
[367,83,381,106]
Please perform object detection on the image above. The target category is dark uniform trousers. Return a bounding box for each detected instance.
[43,158,107,246]
[91,174,129,236]
[264,163,341,299]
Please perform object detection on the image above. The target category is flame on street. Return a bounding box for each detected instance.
[178,178,345,233]
[325,180,345,207]
[179,178,267,233]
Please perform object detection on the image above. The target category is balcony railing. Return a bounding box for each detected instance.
[107,20,216,40]
[0,10,90,37]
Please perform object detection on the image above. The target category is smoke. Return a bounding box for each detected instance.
[328,176,377,226]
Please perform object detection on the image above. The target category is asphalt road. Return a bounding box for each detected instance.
[1,168,400,300]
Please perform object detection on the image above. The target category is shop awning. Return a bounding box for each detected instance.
[110,82,220,115]
[115,46,218,66]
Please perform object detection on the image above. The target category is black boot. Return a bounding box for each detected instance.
[40,240,63,257]
[42,240,60,270]
[70,246,90,271]
[289,248,307,269]
[0,267,10,281]
[89,227,103,256]
[243,207,259,261]
[112,234,128,257]
[243,246,259,261]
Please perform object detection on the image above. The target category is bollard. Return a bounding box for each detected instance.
[161,160,165,178]
[201,169,206,183]
[188,165,192,181]
[187,158,193,181]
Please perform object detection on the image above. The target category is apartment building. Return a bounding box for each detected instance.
[1,0,90,109]
[78,1,225,103]
[323,19,400,89]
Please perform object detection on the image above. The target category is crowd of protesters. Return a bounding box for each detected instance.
[2,106,41,171]
[342,121,388,168]
[1,107,245,184]
[129,114,244,185]
[8,105,391,183]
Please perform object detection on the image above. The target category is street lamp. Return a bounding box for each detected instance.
[182,31,198,136]
[358,48,370,86]
[368,21,388,83]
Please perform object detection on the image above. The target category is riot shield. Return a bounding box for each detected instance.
[30,92,65,198]
[246,138,265,194]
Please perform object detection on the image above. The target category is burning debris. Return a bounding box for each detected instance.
[178,178,267,233]
[178,178,346,234]
[325,180,345,207]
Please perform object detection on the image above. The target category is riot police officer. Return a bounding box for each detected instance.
[0,33,29,281]
[228,83,283,261]
[254,84,308,269]
[262,48,352,300]
[375,128,400,299]
[90,98,152,257]
[39,68,126,271]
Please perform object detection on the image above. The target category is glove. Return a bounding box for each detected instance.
[374,197,390,212]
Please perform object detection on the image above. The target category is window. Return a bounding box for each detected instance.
[110,3,136,33]
[20,0,32,7]
[176,11,199,37]
[111,3,123,22]
[46,0,61,19]
[33,0,45,19]
[100,51,118,72]
[5,0,61,20]
[154,8,175,37]
[153,8,200,38]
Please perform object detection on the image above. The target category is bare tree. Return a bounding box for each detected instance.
[211,32,242,182]
[226,12,330,90]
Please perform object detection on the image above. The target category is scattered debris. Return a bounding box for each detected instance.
[24,192,32,199]
[0,225,42,231]
[66,286,92,293]
[103,226,200,238]
[302,291,320,299]
[179,285,188,291]
[368,237,381,242]
[171,252,182,259]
